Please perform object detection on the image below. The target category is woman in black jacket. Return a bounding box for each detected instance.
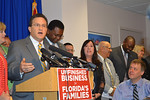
[80,40,105,100]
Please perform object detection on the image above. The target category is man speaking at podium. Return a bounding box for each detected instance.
[7,14,49,100]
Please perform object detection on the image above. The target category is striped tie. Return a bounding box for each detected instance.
[38,43,46,72]
[104,59,114,87]
[132,84,139,100]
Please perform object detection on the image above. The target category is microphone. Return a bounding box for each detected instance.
[41,48,62,66]
[49,45,96,70]
[73,57,96,70]
[88,62,97,69]
[49,45,73,58]
[53,52,70,67]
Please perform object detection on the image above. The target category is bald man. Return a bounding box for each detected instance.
[97,41,119,100]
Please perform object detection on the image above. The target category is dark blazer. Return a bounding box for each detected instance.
[57,41,66,51]
[92,62,105,100]
[7,36,49,100]
[142,58,150,80]
[45,37,66,51]
[109,46,138,82]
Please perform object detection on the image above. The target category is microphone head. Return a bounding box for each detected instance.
[41,48,52,58]
[88,62,96,69]
[41,48,46,53]
[49,45,73,58]
[41,56,45,62]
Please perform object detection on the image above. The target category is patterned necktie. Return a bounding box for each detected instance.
[104,59,114,87]
[132,84,139,100]
[38,43,46,72]
[124,53,127,66]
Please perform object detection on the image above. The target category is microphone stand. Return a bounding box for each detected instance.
[41,54,64,69]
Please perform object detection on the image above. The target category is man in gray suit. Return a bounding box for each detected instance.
[109,36,138,82]
[98,41,119,100]
[7,14,49,100]
[46,20,66,50]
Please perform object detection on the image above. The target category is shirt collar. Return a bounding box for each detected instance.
[30,35,44,46]
[45,36,54,45]
[97,53,104,62]
[128,78,142,89]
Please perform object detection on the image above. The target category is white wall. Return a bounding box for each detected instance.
[146,18,150,54]
[62,0,88,56]
[87,0,146,48]
[42,0,62,22]
[42,0,88,56]
[42,0,149,56]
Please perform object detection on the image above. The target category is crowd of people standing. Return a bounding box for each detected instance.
[0,13,150,100]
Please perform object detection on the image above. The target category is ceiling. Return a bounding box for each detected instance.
[98,0,150,15]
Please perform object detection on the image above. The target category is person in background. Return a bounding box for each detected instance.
[0,23,8,58]
[112,59,150,100]
[2,36,11,47]
[133,45,150,80]
[109,36,138,82]
[7,13,49,100]
[80,40,105,100]
[0,22,11,100]
[46,20,66,50]
[0,22,13,99]
[145,54,150,69]
[64,42,74,55]
[97,41,119,100]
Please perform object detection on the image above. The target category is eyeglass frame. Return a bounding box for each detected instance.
[32,23,47,28]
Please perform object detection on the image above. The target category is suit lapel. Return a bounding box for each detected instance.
[118,47,127,67]
[43,38,50,50]
[105,58,113,76]
[127,52,133,68]
[25,37,41,66]
[98,56,110,76]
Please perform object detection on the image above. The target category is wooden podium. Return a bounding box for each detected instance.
[16,68,93,100]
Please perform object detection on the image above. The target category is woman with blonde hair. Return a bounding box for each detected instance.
[0,22,10,100]
[133,45,150,80]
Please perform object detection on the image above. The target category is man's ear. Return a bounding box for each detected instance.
[28,27,31,33]
[141,70,144,76]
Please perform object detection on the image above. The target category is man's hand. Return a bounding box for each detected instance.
[20,58,35,73]
[0,92,10,100]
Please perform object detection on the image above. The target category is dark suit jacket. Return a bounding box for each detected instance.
[7,36,49,100]
[92,62,105,100]
[142,58,150,80]
[57,41,66,51]
[45,37,66,51]
[109,46,138,82]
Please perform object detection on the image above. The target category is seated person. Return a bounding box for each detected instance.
[112,59,150,100]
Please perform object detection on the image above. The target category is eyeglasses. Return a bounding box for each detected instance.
[32,23,47,28]
[103,46,111,50]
